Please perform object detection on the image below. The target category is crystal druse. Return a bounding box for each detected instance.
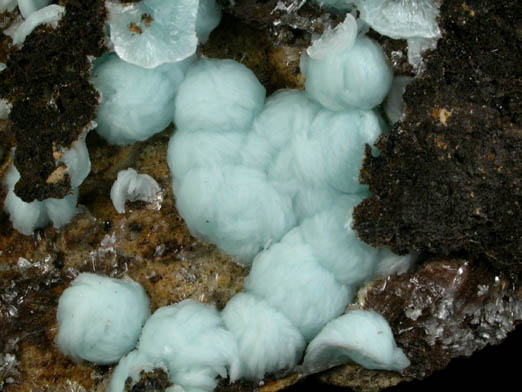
[54,3,417,391]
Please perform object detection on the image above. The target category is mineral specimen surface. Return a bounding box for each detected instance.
[353,0,522,269]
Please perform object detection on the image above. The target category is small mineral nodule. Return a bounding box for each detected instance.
[353,0,522,270]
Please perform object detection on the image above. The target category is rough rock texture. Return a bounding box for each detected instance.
[0,0,107,202]
[0,131,248,392]
[217,0,342,38]
[1,1,522,392]
[359,258,522,379]
[354,0,522,269]
[199,14,305,95]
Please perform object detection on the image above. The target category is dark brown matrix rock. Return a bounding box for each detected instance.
[0,0,107,202]
[354,0,522,269]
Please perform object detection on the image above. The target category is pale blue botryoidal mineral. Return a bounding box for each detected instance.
[56,273,150,365]
[109,301,240,392]
[107,15,407,390]
[17,0,50,19]
[3,164,78,235]
[107,0,221,69]
[3,129,91,235]
[110,168,161,214]
[56,10,411,392]
[303,310,411,373]
[91,53,193,146]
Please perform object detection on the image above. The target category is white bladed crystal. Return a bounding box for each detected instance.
[110,168,161,214]
[11,4,64,45]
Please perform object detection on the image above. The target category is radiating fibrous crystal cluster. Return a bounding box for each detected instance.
[56,273,150,364]
[57,8,413,391]
[91,53,193,146]
[2,0,221,234]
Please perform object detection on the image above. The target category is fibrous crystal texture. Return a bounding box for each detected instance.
[68,11,412,392]
[56,273,150,365]
[303,310,411,373]
[91,53,192,146]
[122,19,408,391]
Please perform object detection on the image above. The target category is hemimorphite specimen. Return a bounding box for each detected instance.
[110,168,161,214]
[303,310,411,372]
[222,293,305,380]
[3,163,78,235]
[313,0,441,71]
[107,14,409,392]
[173,59,266,134]
[107,0,221,69]
[56,273,150,365]
[3,129,91,235]
[109,301,239,392]
[17,0,50,19]
[301,34,392,111]
[11,4,64,45]
[91,53,193,146]
[171,57,384,263]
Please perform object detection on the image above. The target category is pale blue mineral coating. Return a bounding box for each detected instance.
[91,53,193,146]
[61,131,92,188]
[108,351,166,392]
[304,310,411,372]
[170,59,383,263]
[173,59,266,133]
[301,35,393,111]
[109,300,239,392]
[107,0,221,69]
[306,14,358,60]
[56,273,150,365]
[108,14,410,391]
[244,228,353,342]
[17,0,50,18]
[3,163,79,235]
[222,293,305,380]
